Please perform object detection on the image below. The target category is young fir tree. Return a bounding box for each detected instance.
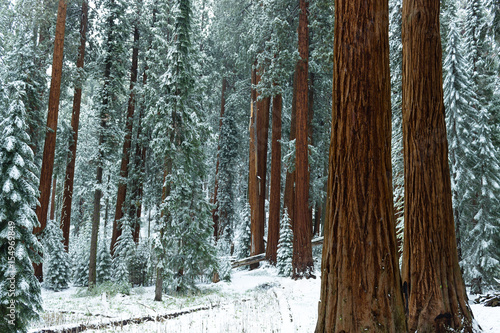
[151,0,217,296]
[72,225,90,287]
[0,84,42,332]
[235,202,251,260]
[462,105,500,292]
[112,219,135,284]
[44,219,71,291]
[443,3,478,264]
[96,238,112,284]
[276,209,293,277]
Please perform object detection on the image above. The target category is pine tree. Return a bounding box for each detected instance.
[44,219,71,291]
[96,238,112,284]
[276,209,293,277]
[462,106,500,292]
[443,3,478,264]
[0,84,43,332]
[112,219,135,284]
[235,203,251,260]
[72,225,90,287]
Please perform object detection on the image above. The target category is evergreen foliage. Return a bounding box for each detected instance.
[72,225,90,287]
[112,219,135,284]
[0,83,42,332]
[235,203,251,260]
[43,220,71,291]
[96,238,112,284]
[277,209,293,277]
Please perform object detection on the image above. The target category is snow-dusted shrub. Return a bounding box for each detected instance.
[44,219,71,291]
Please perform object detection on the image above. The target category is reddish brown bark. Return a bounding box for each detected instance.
[33,0,67,281]
[248,67,270,269]
[111,25,140,256]
[293,0,313,278]
[315,0,407,331]
[401,0,474,332]
[60,0,88,252]
[266,93,282,264]
[212,77,227,241]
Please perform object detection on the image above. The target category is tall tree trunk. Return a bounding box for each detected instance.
[111,24,140,255]
[33,0,67,281]
[401,0,474,331]
[315,0,407,331]
[266,93,282,264]
[293,0,313,279]
[248,67,270,269]
[89,0,115,287]
[212,77,227,241]
[283,67,298,229]
[60,0,88,252]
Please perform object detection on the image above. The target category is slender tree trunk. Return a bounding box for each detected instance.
[293,0,313,279]
[60,0,88,252]
[49,176,57,221]
[33,0,67,281]
[315,0,407,331]
[88,144,103,289]
[401,0,474,331]
[266,93,282,264]
[248,67,270,269]
[283,66,298,229]
[212,77,227,241]
[111,25,140,255]
[155,159,172,301]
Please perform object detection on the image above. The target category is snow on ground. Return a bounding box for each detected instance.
[30,266,499,332]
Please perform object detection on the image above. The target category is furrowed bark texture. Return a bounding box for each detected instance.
[111,24,140,255]
[33,0,67,281]
[266,93,282,264]
[61,0,88,252]
[315,0,407,331]
[293,0,313,278]
[401,0,474,332]
[248,68,269,268]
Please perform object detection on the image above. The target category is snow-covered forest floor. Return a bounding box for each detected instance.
[30,265,500,332]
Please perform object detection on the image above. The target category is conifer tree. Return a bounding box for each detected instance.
[96,238,112,284]
[235,203,251,260]
[443,3,478,263]
[0,84,42,332]
[44,219,71,291]
[276,209,293,277]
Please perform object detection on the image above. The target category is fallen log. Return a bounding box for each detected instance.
[32,303,219,333]
[231,236,324,269]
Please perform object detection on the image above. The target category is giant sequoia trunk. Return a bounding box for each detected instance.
[293,0,313,278]
[33,0,67,281]
[401,0,474,332]
[111,25,140,255]
[315,0,407,331]
[61,0,88,252]
[248,68,270,269]
[266,93,282,264]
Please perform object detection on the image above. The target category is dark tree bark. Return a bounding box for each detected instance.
[293,0,313,279]
[33,0,67,281]
[266,93,282,264]
[401,0,474,331]
[60,0,88,252]
[212,77,227,241]
[248,67,270,269]
[315,0,407,331]
[110,24,140,255]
